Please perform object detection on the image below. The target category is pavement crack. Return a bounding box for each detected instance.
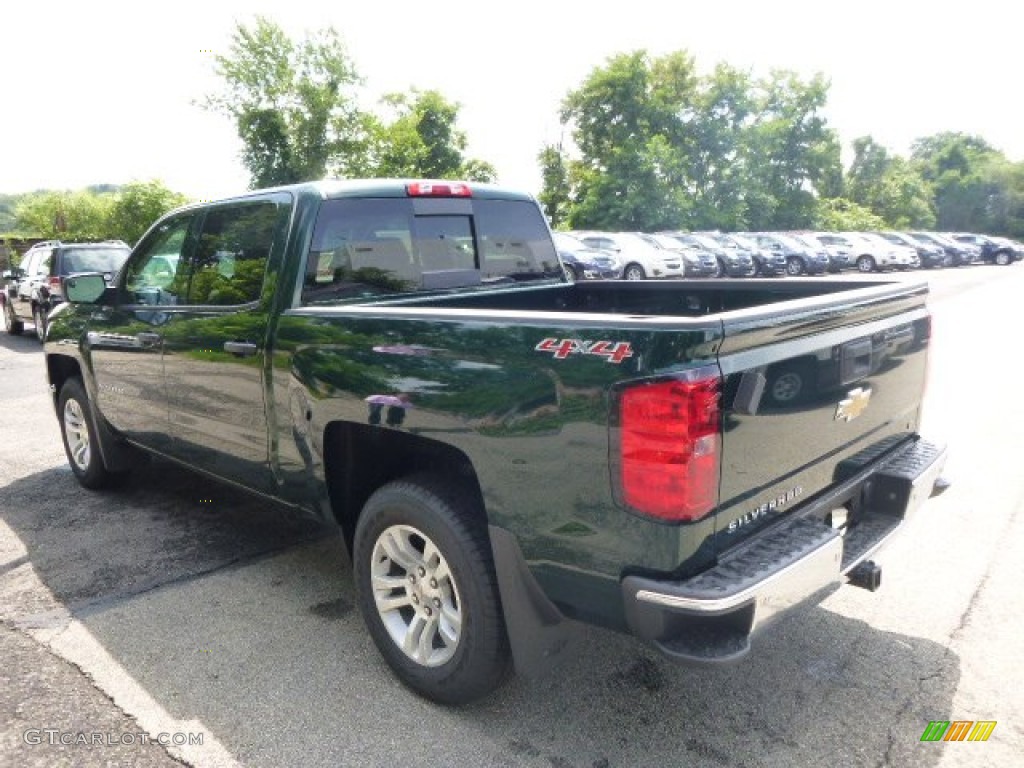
[946,499,1021,645]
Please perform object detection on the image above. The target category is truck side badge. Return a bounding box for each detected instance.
[835,387,872,422]
[535,338,633,364]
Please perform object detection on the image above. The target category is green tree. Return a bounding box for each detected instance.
[559,51,694,230]
[845,136,891,205]
[367,90,495,181]
[814,197,887,231]
[15,190,116,240]
[910,132,1002,232]
[984,161,1024,238]
[107,180,189,245]
[203,16,367,188]
[871,158,936,229]
[741,71,841,230]
[553,52,840,232]
[844,136,934,228]
[686,63,753,229]
[0,194,21,234]
[537,144,571,228]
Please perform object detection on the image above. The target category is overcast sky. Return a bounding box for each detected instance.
[2,0,1020,200]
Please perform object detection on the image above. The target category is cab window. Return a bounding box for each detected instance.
[302,197,558,304]
[121,215,194,306]
[188,202,278,306]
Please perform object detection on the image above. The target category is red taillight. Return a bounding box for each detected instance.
[49,276,62,296]
[406,182,472,197]
[617,375,721,522]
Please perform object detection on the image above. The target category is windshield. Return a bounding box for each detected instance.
[791,235,819,250]
[647,234,684,250]
[770,234,805,250]
[727,234,757,249]
[688,234,720,250]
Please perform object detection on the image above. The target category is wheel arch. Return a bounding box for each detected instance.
[322,420,487,554]
[48,355,141,473]
[46,353,83,415]
[622,261,646,279]
[324,419,570,679]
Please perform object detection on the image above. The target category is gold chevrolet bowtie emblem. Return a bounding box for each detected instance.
[835,387,872,422]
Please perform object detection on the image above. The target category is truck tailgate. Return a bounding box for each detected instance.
[712,281,931,554]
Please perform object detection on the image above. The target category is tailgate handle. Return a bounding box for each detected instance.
[840,338,873,385]
[223,341,258,357]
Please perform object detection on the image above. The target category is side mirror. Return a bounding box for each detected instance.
[64,273,108,304]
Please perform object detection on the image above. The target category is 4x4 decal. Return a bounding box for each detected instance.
[535,337,634,364]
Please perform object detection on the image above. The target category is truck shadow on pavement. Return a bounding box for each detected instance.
[2,460,957,768]
[0,330,45,355]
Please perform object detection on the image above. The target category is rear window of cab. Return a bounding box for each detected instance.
[301,197,560,304]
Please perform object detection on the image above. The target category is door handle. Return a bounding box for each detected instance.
[135,332,162,347]
[223,341,258,357]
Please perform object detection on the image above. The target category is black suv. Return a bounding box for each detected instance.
[2,240,130,341]
[949,233,1021,266]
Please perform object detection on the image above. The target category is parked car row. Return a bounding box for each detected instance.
[553,228,1024,280]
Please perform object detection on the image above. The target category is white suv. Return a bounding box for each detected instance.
[818,233,916,273]
[573,232,683,280]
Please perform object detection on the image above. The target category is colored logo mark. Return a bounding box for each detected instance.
[920,720,997,742]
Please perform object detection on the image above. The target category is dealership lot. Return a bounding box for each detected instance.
[2,266,1022,767]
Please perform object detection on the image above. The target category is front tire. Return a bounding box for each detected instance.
[785,257,805,276]
[58,378,122,489]
[3,299,23,335]
[623,263,646,280]
[995,251,1010,266]
[856,255,876,273]
[353,477,511,705]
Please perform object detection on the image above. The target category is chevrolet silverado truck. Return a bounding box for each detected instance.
[44,179,947,705]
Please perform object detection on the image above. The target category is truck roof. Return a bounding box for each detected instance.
[175,179,537,211]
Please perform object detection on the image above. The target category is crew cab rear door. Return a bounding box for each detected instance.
[158,194,292,492]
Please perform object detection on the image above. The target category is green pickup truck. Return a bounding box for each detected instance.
[43,180,947,704]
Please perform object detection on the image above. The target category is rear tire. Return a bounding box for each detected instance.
[33,305,46,342]
[58,378,124,489]
[353,476,511,705]
[3,300,23,335]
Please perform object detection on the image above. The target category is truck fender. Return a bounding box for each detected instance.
[49,367,144,474]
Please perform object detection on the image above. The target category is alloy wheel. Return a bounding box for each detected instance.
[370,524,462,667]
